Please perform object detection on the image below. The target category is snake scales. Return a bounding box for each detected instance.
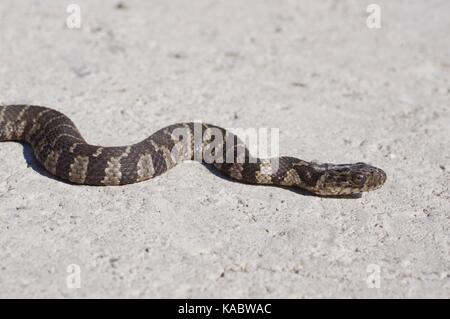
[0,105,386,196]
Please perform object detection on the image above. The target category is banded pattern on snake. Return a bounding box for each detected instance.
[0,105,386,196]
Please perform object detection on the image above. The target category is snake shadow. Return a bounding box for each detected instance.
[20,142,64,183]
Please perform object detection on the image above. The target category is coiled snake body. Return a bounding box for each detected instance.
[0,105,386,196]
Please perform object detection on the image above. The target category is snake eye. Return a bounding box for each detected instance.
[352,174,366,185]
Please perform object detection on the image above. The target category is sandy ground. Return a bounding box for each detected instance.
[0,0,449,298]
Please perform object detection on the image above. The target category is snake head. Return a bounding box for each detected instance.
[314,162,387,196]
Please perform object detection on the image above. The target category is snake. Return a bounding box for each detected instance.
[0,105,386,196]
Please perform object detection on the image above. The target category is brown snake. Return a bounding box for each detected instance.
[0,105,386,196]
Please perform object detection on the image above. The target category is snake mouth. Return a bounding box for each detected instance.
[371,168,387,189]
[355,166,387,194]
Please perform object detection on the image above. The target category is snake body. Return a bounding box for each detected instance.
[0,105,386,196]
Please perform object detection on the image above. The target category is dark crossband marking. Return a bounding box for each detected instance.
[30,114,68,142]
[51,133,84,148]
